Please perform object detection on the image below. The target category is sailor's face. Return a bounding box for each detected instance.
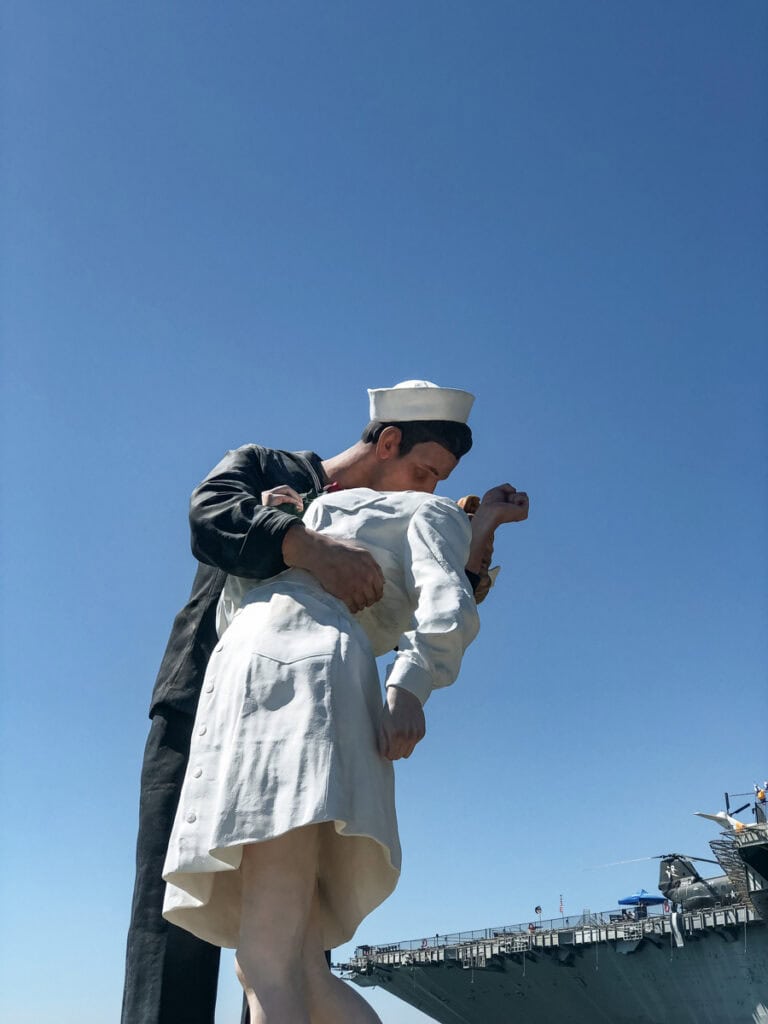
[375,441,458,494]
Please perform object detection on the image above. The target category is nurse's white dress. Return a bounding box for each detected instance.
[162,488,480,949]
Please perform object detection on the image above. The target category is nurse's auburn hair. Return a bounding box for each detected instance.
[360,420,473,460]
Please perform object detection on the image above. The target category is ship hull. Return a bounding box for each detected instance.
[352,919,768,1024]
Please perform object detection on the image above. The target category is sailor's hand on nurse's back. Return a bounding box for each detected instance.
[379,686,426,761]
[282,526,385,614]
[478,483,529,525]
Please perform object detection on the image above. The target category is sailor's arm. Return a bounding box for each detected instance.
[282,526,384,614]
[190,445,303,578]
[191,446,383,611]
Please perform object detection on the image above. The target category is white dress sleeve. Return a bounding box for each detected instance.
[384,496,480,705]
[215,575,246,638]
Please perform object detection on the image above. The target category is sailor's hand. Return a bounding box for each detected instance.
[282,527,385,613]
[478,484,529,525]
[261,485,304,511]
[379,686,426,760]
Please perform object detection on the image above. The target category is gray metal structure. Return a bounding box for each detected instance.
[345,796,768,1023]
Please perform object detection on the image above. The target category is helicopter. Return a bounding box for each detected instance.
[596,851,737,912]
[657,789,766,910]
[600,787,766,913]
[654,793,756,910]
[655,852,738,911]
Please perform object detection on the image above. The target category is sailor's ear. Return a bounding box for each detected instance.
[375,426,402,461]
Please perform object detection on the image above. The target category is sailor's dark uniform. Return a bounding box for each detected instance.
[121,445,326,1024]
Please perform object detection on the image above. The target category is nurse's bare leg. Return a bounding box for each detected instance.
[303,873,383,1024]
[235,825,320,1024]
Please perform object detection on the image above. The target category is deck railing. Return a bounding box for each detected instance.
[352,903,671,957]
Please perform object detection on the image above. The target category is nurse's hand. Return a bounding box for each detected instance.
[261,485,304,510]
[282,526,385,613]
[379,686,426,760]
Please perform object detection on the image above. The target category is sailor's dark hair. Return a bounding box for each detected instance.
[361,420,473,460]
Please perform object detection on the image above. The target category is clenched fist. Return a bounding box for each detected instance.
[465,482,529,579]
[478,483,529,525]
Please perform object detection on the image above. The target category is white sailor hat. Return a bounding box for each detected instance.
[367,379,475,423]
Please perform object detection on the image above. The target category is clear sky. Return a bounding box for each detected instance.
[1,3,766,1022]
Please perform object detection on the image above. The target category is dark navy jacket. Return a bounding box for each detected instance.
[149,445,326,718]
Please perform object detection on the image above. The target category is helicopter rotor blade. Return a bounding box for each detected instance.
[588,852,721,869]
[663,856,724,864]
[652,853,720,865]
[586,857,656,869]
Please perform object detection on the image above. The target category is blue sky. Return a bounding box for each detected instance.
[1,3,766,1022]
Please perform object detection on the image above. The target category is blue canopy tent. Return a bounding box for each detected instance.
[618,889,665,906]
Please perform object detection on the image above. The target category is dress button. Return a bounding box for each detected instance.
[198,725,207,736]
[205,683,214,693]
[193,768,203,779]
[185,811,197,824]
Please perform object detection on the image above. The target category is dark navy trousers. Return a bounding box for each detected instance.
[121,711,223,1024]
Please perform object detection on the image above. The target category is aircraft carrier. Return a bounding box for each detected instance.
[344,790,768,1023]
